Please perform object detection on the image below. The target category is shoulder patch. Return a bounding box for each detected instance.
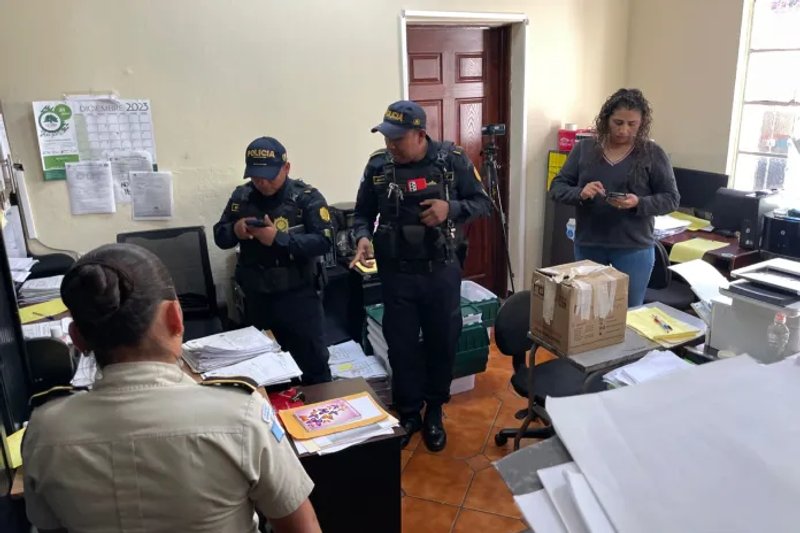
[200,377,258,393]
[29,385,84,409]
[369,148,388,160]
[373,175,386,185]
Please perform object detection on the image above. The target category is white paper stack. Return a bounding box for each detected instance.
[603,350,692,387]
[19,275,63,304]
[8,257,37,284]
[22,317,73,341]
[654,214,691,238]
[201,350,302,386]
[545,355,800,532]
[181,326,282,372]
[327,340,388,380]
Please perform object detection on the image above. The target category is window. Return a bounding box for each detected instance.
[732,0,800,195]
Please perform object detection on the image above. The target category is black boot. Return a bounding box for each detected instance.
[423,404,447,452]
[399,413,422,449]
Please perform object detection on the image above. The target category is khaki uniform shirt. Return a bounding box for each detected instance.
[23,362,313,533]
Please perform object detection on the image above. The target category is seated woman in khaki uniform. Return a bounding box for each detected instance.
[22,243,321,533]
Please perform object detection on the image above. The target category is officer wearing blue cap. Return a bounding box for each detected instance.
[214,137,333,384]
[351,101,491,451]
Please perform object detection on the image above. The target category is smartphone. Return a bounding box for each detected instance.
[246,219,267,228]
[606,192,627,199]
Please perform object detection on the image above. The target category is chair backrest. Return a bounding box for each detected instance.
[648,241,671,290]
[117,226,217,317]
[24,338,74,394]
[494,290,534,368]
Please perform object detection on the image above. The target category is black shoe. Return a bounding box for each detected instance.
[423,405,447,452]
[399,414,422,449]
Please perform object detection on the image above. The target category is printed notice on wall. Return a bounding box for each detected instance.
[130,171,173,220]
[33,97,156,181]
[110,150,153,204]
[65,161,116,215]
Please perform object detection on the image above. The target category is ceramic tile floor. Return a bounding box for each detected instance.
[399,344,555,533]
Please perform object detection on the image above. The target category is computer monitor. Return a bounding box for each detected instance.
[0,230,31,435]
[673,167,729,210]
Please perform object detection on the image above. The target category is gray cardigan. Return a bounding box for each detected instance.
[550,139,680,249]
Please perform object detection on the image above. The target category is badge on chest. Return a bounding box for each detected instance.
[407,177,428,193]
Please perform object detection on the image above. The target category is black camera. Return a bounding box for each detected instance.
[481,123,506,136]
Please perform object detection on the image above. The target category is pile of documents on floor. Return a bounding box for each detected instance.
[19,275,63,305]
[8,257,37,284]
[279,391,398,455]
[626,306,702,348]
[502,355,800,532]
[183,326,302,386]
[327,340,391,406]
[603,350,692,387]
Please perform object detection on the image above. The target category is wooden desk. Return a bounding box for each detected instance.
[296,378,403,533]
[659,231,761,274]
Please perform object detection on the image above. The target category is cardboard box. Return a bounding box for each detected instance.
[530,260,629,355]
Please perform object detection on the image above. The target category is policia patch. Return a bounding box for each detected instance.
[274,216,290,232]
[319,206,331,222]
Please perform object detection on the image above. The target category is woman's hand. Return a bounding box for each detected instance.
[608,194,640,210]
[580,181,606,200]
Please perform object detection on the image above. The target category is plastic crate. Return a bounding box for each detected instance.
[365,302,482,327]
[460,280,500,328]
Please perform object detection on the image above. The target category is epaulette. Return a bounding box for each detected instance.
[200,377,258,393]
[369,148,388,160]
[451,145,466,156]
[29,385,86,409]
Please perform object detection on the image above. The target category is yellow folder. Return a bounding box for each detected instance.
[279,391,388,440]
[627,307,700,345]
[668,238,728,263]
[19,298,69,324]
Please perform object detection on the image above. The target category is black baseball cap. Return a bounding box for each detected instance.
[371,100,427,140]
[244,137,288,180]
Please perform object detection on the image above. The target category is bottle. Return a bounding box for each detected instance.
[566,218,576,241]
[766,312,790,363]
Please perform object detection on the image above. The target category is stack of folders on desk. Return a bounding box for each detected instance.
[279,391,399,456]
[183,326,302,386]
[626,307,701,348]
[512,355,800,532]
[8,257,37,284]
[653,214,691,238]
[603,350,692,388]
[19,275,63,304]
[327,340,388,380]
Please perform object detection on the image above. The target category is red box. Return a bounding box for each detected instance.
[558,129,577,151]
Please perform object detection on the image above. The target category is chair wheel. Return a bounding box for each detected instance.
[494,433,508,446]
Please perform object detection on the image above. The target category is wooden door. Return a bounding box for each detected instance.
[407,26,511,296]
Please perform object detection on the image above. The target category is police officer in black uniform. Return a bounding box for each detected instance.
[215,136,333,384]
[351,101,491,451]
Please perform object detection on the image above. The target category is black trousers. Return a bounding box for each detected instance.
[380,262,462,416]
[245,285,332,385]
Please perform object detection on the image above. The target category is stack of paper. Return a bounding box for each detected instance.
[8,257,37,284]
[654,214,691,238]
[22,317,73,341]
[603,350,692,387]
[545,355,800,532]
[626,307,701,347]
[201,351,302,386]
[19,275,63,304]
[280,392,399,455]
[328,340,389,380]
[181,326,282,372]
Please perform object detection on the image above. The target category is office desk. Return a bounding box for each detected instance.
[659,231,760,273]
[516,302,706,450]
[297,378,403,533]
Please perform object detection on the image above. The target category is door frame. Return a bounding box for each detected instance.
[399,10,529,292]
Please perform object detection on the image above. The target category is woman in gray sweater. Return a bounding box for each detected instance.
[550,88,680,306]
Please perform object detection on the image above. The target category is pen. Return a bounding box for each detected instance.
[652,314,673,332]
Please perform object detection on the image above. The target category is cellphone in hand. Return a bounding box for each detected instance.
[605,191,627,199]
[246,219,267,228]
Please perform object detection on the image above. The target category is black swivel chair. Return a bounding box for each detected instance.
[493,290,606,449]
[644,241,696,310]
[24,338,75,394]
[117,227,226,341]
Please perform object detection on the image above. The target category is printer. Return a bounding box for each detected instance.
[709,188,780,249]
[762,211,800,259]
[709,258,800,361]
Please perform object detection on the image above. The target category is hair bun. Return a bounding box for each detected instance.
[62,263,133,323]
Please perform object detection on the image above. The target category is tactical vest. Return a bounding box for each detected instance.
[372,143,457,264]
[234,182,315,294]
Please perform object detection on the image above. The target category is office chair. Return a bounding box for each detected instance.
[24,338,75,395]
[28,253,76,279]
[644,241,697,310]
[117,227,226,341]
[493,290,605,449]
